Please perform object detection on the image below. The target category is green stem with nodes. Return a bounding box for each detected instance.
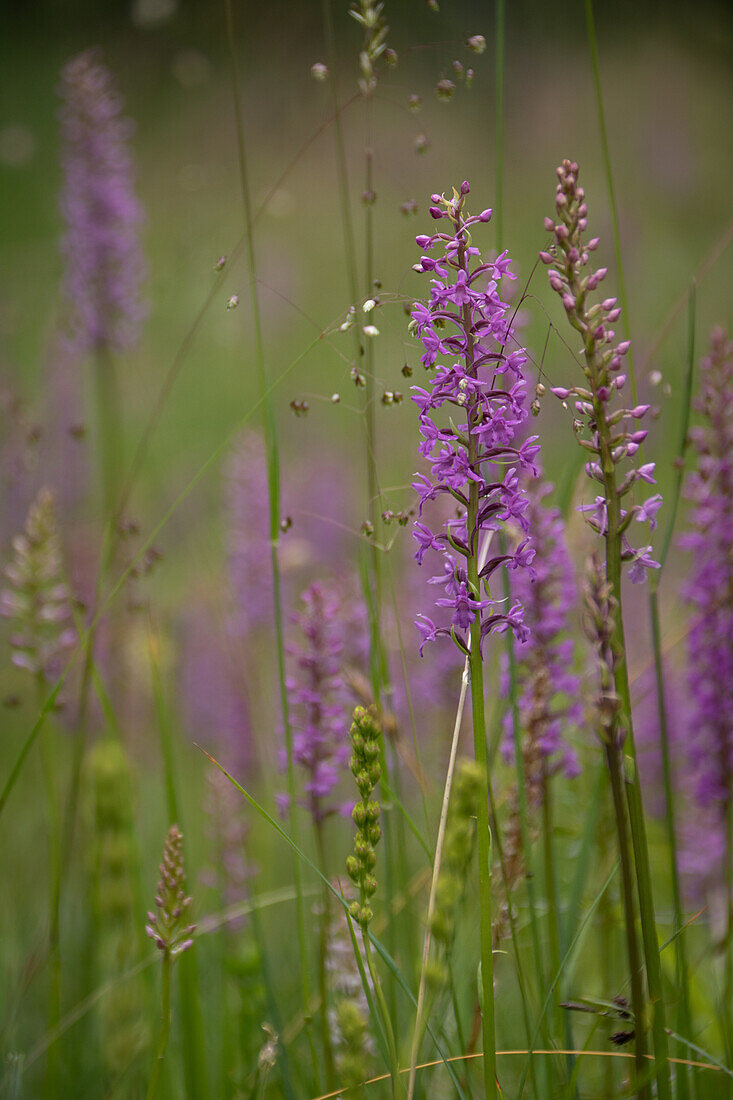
[145,954,171,1100]
[223,0,317,1086]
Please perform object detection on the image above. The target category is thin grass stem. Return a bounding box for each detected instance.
[584,0,637,405]
[494,0,505,254]
[407,659,469,1099]
[223,0,317,1084]
[604,739,650,1098]
[38,676,61,1100]
[145,954,171,1100]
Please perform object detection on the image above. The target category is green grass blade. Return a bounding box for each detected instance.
[517,861,620,1098]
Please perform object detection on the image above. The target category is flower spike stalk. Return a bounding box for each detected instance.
[542,159,671,1099]
[411,182,539,1098]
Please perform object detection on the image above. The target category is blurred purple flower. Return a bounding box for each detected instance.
[284,581,353,823]
[225,432,357,641]
[179,603,254,777]
[503,480,581,780]
[634,663,726,904]
[59,49,146,354]
[225,433,273,637]
[201,768,253,927]
[679,328,732,828]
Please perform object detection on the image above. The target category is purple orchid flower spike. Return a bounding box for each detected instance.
[409,183,538,656]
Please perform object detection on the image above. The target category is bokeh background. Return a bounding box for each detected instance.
[1,0,732,1093]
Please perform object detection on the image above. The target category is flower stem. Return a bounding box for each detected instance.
[467,615,496,1098]
[458,233,498,1097]
[604,738,650,1098]
[145,953,171,1100]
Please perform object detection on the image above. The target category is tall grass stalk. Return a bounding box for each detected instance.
[647,284,697,1100]
[223,0,318,1082]
[584,0,636,405]
[325,0,414,1017]
[489,13,536,1094]
[494,0,505,254]
[493,15,553,1091]
[360,50,413,1024]
[580,18,672,1083]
